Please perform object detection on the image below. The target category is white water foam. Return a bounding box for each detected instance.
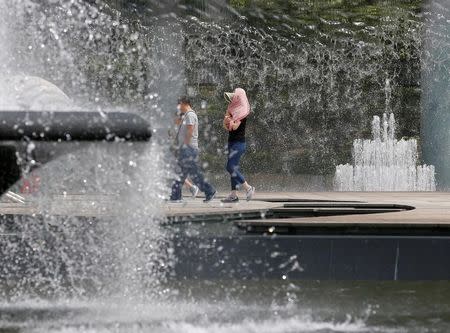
[0,300,383,333]
[161,317,370,333]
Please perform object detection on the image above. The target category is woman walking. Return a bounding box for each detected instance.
[221,88,255,203]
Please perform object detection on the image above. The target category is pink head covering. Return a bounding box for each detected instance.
[226,88,250,121]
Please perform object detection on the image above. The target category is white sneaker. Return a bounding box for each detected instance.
[189,185,199,198]
[246,186,255,201]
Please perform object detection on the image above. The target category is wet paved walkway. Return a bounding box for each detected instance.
[1,192,449,226]
[165,192,450,226]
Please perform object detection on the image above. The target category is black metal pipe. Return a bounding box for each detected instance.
[0,111,152,141]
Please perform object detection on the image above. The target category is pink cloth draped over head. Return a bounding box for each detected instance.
[226,88,250,121]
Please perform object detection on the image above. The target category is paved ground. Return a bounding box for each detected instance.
[243,192,450,227]
[1,192,450,226]
[164,192,450,226]
[165,198,280,220]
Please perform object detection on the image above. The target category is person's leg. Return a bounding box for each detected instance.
[185,178,199,198]
[226,141,247,194]
[184,179,193,188]
[170,176,184,201]
[170,149,190,201]
[241,181,251,191]
[225,141,255,201]
[186,147,215,199]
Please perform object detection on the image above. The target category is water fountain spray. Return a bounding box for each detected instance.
[334,113,435,191]
[0,0,174,301]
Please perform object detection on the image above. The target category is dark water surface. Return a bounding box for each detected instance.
[1,280,449,333]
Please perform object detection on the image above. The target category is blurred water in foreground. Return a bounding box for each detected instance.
[0,0,173,304]
[1,281,450,333]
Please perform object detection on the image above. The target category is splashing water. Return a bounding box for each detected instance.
[0,0,174,301]
[334,113,436,191]
[0,297,382,333]
[1,1,449,332]
[180,4,429,177]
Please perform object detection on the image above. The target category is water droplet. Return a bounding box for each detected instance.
[130,32,139,41]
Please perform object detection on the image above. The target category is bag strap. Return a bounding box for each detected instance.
[175,111,195,143]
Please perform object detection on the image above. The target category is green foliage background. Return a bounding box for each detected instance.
[92,0,426,180]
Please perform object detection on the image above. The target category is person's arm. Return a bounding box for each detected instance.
[224,116,241,131]
[223,112,241,131]
[184,124,194,145]
[223,114,230,130]
[229,119,241,131]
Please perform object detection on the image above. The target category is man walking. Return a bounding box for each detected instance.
[170,96,216,202]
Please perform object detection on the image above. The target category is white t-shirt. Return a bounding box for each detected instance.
[177,110,199,149]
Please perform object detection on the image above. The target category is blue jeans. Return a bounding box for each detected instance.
[170,145,215,201]
[226,141,246,190]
